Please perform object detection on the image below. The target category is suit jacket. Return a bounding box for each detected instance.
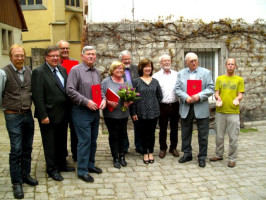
[175,67,214,119]
[32,63,69,124]
[123,64,139,83]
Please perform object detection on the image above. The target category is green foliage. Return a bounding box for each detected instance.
[240,128,258,133]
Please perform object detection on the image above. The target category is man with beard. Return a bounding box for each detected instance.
[0,44,38,199]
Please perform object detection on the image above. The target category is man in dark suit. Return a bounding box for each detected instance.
[119,50,142,154]
[31,46,75,182]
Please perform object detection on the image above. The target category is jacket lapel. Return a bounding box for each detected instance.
[45,64,65,93]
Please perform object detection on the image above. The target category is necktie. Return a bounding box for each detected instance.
[53,69,64,90]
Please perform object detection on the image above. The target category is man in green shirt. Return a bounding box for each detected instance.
[210,58,245,168]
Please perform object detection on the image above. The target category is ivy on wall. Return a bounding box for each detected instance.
[82,17,266,121]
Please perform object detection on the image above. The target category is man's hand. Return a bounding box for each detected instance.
[99,100,106,110]
[41,117,50,124]
[191,94,200,102]
[123,101,133,108]
[186,96,194,104]
[87,100,99,110]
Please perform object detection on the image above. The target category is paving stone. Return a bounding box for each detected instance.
[0,109,266,199]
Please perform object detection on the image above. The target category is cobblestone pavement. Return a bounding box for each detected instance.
[0,110,266,200]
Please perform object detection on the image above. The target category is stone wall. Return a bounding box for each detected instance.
[85,21,266,122]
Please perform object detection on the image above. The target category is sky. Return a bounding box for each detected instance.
[88,0,266,23]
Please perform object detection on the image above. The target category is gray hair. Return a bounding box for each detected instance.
[159,54,171,62]
[82,46,96,54]
[56,40,69,47]
[185,52,198,62]
[119,50,131,60]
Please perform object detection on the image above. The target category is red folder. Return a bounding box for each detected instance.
[106,88,120,112]
[187,80,202,96]
[91,84,102,108]
[61,60,79,74]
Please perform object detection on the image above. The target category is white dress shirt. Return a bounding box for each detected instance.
[153,68,179,104]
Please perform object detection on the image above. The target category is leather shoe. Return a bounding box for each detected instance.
[59,166,75,172]
[88,167,103,174]
[228,161,236,168]
[178,155,192,163]
[12,184,24,199]
[210,156,223,162]
[48,171,64,181]
[113,158,121,169]
[169,149,179,157]
[159,150,166,158]
[119,155,127,167]
[22,175,38,186]
[78,174,94,183]
[199,160,206,168]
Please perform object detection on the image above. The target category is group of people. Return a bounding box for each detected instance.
[0,42,244,199]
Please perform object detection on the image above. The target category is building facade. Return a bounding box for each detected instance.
[20,0,83,65]
[0,0,28,67]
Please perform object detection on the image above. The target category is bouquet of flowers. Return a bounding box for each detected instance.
[118,85,140,111]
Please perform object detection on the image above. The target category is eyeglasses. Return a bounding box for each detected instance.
[115,68,124,71]
[13,55,25,58]
[60,47,70,50]
[48,55,60,58]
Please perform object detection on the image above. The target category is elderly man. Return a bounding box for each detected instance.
[175,52,214,168]
[32,46,75,182]
[153,54,180,158]
[66,46,106,183]
[57,40,78,162]
[0,44,38,199]
[119,50,142,154]
[210,58,244,168]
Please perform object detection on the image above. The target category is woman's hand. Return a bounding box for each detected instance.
[107,100,118,109]
[132,115,138,121]
[123,101,133,108]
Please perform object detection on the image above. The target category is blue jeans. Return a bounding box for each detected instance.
[72,105,100,176]
[4,111,34,184]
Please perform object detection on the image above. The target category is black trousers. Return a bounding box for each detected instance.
[69,117,78,161]
[181,105,209,160]
[104,117,128,158]
[139,117,158,154]
[159,102,179,151]
[39,119,68,173]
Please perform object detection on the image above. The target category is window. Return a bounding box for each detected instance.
[1,29,13,54]
[20,0,42,5]
[36,0,42,4]
[66,0,80,7]
[20,0,26,5]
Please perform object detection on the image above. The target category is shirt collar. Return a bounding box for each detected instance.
[10,62,25,73]
[46,62,58,72]
[187,67,198,74]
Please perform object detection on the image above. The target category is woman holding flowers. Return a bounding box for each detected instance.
[132,58,163,164]
[102,61,132,169]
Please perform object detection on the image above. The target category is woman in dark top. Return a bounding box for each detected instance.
[132,58,163,164]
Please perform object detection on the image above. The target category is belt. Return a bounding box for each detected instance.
[160,102,178,106]
[4,109,30,114]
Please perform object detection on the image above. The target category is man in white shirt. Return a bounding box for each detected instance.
[153,54,180,158]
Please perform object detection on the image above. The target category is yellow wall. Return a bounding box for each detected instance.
[22,0,83,62]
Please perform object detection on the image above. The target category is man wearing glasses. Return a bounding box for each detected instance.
[0,44,38,199]
[57,40,78,162]
[32,46,75,182]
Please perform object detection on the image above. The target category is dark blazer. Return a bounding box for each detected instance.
[123,64,139,83]
[31,63,69,124]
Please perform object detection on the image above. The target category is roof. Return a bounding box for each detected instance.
[0,0,28,31]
